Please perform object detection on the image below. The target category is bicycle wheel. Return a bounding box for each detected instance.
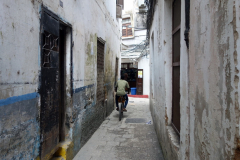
[121,102,124,118]
[119,102,122,121]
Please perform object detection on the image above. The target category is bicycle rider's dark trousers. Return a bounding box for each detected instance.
[116,94,128,108]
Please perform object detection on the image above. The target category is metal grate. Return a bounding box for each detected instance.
[125,118,147,123]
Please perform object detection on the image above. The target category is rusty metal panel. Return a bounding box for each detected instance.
[40,9,60,159]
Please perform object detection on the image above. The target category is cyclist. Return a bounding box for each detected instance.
[115,75,129,111]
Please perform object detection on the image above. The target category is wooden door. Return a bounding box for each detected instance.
[97,39,105,104]
[172,0,181,135]
[136,69,143,95]
[40,9,60,159]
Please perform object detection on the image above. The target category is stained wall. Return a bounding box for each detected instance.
[0,0,121,159]
[189,0,240,159]
[149,0,240,159]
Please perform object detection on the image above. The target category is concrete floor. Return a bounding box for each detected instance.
[73,97,165,160]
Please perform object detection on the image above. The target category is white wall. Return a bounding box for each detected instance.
[105,0,117,22]
[149,0,185,159]
[189,0,240,159]
[138,56,150,95]
[0,0,121,98]
[149,0,240,160]
[123,0,134,14]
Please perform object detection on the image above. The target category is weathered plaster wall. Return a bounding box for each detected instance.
[179,0,190,159]
[149,0,190,159]
[149,0,240,160]
[104,0,117,22]
[0,0,42,159]
[149,1,180,159]
[189,0,240,159]
[0,94,40,159]
[0,0,120,159]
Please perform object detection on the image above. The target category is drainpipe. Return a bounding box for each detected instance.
[184,0,190,49]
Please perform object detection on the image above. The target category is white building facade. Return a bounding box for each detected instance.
[148,0,240,159]
[121,0,150,95]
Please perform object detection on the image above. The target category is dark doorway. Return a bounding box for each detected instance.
[40,9,60,159]
[97,39,105,104]
[121,63,138,90]
[136,69,143,95]
[59,24,67,142]
[40,8,70,159]
[115,58,119,85]
[172,0,181,135]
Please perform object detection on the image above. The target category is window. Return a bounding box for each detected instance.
[122,18,133,37]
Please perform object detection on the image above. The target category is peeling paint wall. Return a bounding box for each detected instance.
[149,0,179,159]
[148,0,185,158]
[0,94,40,159]
[149,0,240,160]
[189,0,240,159]
[0,0,42,159]
[0,0,121,159]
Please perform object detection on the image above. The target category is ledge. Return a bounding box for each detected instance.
[122,36,135,39]
[166,126,180,155]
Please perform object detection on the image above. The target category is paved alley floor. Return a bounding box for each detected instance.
[73,97,165,160]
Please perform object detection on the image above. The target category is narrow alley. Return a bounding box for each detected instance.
[1,0,240,159]
[73,97,164,160]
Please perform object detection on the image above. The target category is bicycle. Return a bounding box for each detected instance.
[118,96,126,121]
